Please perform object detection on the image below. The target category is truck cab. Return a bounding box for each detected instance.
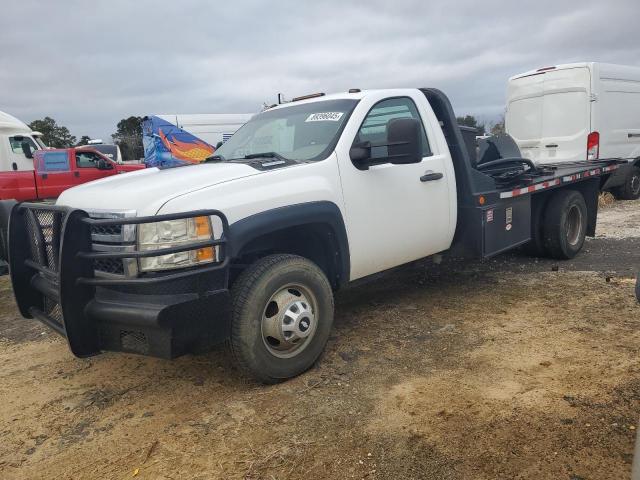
[0,110,46,172]
[0,147,145,201]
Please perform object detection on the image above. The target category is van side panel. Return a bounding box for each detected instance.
[595,65,640,161]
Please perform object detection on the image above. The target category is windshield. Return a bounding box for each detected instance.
[33,136,47,149]
[9,136,41,154]
[214,99,358,162]
[89,144,119,162]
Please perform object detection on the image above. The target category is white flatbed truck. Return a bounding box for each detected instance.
[0,88,624,382]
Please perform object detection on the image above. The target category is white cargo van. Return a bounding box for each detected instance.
[506,62,640,199]
[0,111,46,172]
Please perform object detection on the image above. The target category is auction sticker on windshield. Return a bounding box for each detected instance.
[306,112,344,122]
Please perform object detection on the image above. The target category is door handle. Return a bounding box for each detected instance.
[420,171,443,182]
[74,171,80,178]
[41,173,48,180]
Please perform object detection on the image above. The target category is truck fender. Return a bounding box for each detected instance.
[228,201,350,288]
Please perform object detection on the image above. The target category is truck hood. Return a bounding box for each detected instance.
[57,162,262,215]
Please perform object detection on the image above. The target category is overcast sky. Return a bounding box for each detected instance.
[1,0,639,141]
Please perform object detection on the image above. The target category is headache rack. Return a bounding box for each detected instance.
[8,203,229,357]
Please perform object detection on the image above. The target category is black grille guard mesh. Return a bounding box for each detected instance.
[8,203,229,357]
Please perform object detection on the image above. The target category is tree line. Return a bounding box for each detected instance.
[456,115,505,135]
[27,116,145,160]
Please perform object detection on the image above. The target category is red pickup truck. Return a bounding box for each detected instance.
[0,146,144,201]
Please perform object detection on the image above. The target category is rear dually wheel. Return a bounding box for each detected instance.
[542,189,587,259]
[612,166,640,200]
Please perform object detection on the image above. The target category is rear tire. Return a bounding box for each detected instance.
[611,166,640,200]
[542,190,587,259]
[228,254,334,383]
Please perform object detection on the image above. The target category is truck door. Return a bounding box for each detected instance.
[7,135,40,171]
[74,150,117,183]
[34,150,75,198]
[337,94,455,280]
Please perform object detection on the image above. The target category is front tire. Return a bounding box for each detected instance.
[229,254,334,383]
[542,190,587,259]
[612,166,640,200]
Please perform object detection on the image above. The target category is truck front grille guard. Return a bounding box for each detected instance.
[8,203,229,357]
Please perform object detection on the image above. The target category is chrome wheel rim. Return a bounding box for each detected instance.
[566,204,583,246]
[261,284,318,358]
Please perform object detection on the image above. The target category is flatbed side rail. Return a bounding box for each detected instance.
[497,160,622,199]
[8,203,230,357]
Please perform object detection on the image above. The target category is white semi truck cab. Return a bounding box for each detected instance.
[0,110,46,172]
[0,88,624,382]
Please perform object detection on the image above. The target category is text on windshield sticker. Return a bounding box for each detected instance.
[305,112,344,122]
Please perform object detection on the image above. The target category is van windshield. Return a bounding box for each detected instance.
[214,99,358,162]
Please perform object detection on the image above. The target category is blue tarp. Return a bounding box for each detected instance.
[142,116,215,168]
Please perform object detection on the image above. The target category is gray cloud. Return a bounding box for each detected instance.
[1,0,639,140]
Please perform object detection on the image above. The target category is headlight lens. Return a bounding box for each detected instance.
[137,216,216,272]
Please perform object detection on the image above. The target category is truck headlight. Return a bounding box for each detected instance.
[137,216,216,272]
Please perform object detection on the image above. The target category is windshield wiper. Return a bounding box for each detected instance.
[243,152,286,161]
[204,154,225,162]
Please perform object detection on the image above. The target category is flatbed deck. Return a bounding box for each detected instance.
[495,159,623,198]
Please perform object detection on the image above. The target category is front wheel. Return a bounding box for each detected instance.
[228,254,334,383]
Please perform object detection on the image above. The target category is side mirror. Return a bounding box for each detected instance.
[349,118,423,170]
[215,141,223,149]
[97,158,113,170]
[21,141,33,159]
[349,142,371,170]
[386,117,422,165]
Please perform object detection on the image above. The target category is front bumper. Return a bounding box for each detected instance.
[6,202,231,359]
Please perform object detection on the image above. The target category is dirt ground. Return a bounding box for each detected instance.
[1,200,640,480]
